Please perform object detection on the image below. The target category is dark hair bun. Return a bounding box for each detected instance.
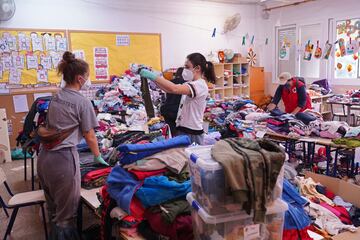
[62,51,76,63]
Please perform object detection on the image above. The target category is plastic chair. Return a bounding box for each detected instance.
[0,167,48,240]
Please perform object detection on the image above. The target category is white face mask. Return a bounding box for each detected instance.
[182,68,194,81]
[80,76,92,90]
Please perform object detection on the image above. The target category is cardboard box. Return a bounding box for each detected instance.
[305,172,360,240]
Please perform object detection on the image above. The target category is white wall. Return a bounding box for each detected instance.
[255,0,360,95]
[0,0,257,71]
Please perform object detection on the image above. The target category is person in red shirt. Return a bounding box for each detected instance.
[268,72,315,124]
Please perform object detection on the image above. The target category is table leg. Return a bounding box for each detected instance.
[24,153,27,181]
[347,104,352,126]
[326,146,331,176]
[31,157,35,191]
[333,149,339,177]
[77,201,83,234]
[302,142,306,165]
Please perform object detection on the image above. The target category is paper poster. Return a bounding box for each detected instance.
[2,53,12,70]
[26,54,38,69]
[44,34,56,51]
[13,95,29,113]
[73,50,86,60]
[18,32,31,51]
[116,35,130,46]
[50,52,61,68]
[9,68,22,84]
[34,92,52,100]
[0,63,3,79]
[303,40,314,61]
[0,38,10,53]
[0,83,9,94]
[37,65,48,82]
[12,53,25,69]
[323,41,333,60]
[3,32,17,51]
[338,38,346,57]
[30,32,43,52]
[94,47,109,80]
[40,54,52,70]
[279,44,290,61]
[56,37,67,52]
[346,39,359,55]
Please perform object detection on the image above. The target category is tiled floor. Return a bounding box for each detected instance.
[0,159,99,240]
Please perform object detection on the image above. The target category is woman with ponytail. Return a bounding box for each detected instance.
[140,52,215,145]
[37,51,106,239]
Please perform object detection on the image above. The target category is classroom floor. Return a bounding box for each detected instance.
[0,160,99,240]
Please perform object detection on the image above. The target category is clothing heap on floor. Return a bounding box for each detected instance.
[282,169,360,240]
[97,136,194,240]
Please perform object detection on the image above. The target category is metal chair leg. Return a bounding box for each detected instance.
[40,204,49,240]
[0,197,9,218]
[3,207,18,240]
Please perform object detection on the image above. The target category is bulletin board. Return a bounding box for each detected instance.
[68,30,162,82]
[0,28,68,85]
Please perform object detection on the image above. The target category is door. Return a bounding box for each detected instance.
[250,67,265,106]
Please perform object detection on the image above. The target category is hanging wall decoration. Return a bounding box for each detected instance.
[55,33,67,52]
[338,38,346,57]
[323,41,333,60]
[43,33,56,51]
[279,42,290,61]
[346,38,359,55]
[303,40,314,61]
[11,52,25,69]
[247,48,257,66]
[314,40,322,59]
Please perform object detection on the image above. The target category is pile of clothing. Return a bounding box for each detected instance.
[333,126,360,147]
[309,79,332,95]
[211,138,286,222]
[98,136,194,240]
[282,177,359,240]
[92,67,164,129]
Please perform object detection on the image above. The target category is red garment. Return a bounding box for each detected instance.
[281,78,312,113]
[319,203,352,225]
[324,189,336,200]
[144,210,193,240]
[283,227,313,240]
[130,197,145,219]
[83,167,112,181]
[128,169,167,180]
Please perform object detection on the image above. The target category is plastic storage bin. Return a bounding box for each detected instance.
[187,192,287,240]
[185,145,284,215]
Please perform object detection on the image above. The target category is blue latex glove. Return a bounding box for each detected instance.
[94,155,109,166]
[139,69,158,81]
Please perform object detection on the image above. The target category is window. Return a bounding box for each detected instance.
[298,23,322,79]
[334,18,360,79]
[275,25,296,80]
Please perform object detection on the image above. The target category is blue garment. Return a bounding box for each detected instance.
[107,166,141,214]
[135,176,191,208]
[282,179,311,230]
[118,135,191,165]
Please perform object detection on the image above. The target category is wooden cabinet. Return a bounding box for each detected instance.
[249,66,265,106]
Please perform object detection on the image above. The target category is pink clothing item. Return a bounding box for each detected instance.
[319,131,341,139]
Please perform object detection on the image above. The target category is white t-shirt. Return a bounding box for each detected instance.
[176,79,209,131]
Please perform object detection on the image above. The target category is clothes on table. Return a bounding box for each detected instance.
[128,169,167,180]
[135,176,191,208]
[148,199,191,224]
[107,165,141,214]
[117,135,191,165]
[212,138,285,222]
[144,210,193,240]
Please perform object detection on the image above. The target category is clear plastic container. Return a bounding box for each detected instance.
[185,145,284,215]
[187,193,287,240]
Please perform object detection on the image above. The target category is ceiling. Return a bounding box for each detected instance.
[199,0,311,7]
